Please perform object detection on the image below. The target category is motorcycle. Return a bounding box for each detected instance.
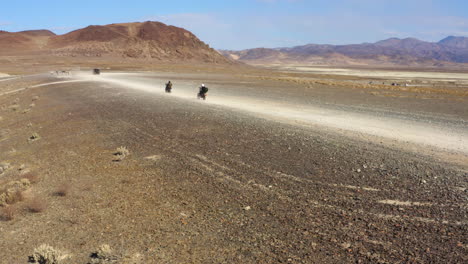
[197,91,207,100]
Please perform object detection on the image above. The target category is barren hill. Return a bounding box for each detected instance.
[0,22,229,63]
[0,30,56,54]
[221,36,468,67]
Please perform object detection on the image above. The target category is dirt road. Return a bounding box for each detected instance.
[0,72,466,263]
[76,72,468,158]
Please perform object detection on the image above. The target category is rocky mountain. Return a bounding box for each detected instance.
[221,36,468,66]
[0,22,229,63]
[438,36,468,49]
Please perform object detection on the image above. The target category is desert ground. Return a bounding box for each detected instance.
[0,65,467,263]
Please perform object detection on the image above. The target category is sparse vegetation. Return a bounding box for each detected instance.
[27,196,46,213]
[113,146,130,162]
[29,244,69,264]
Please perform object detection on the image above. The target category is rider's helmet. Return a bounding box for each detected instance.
[202,84,205,87]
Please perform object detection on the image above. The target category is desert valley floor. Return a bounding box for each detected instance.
[0,67,467,263]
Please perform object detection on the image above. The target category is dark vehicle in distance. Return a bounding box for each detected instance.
[93,69,101,75]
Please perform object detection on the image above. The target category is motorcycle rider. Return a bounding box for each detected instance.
[165,81,172,93]
[198,84,209,100]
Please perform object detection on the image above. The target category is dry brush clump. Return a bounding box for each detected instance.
[89,244,119,264]
[0,178,30,206]
[7,189,25,204]
[29,244,69,264]
[113,146,130,162]
[27,196,47,213]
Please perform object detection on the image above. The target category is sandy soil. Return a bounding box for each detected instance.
[0,69,467,263]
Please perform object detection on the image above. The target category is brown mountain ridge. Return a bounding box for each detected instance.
[0,21,229,63]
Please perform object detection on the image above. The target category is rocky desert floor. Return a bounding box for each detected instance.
[0,66,467,263]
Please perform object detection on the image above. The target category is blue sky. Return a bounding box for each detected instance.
[1,0,467,49]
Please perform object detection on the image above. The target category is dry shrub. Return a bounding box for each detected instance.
[29,244,69,264]
[55,183,71,197]
[1,205,16,221]
[7,190,25,204]
[27,196,47,213]
[113,146,130,162]
[0,179,30,206]
[90,244,119,264]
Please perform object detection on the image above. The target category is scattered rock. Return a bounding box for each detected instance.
[243,206,251,211]
[341,242,351,249]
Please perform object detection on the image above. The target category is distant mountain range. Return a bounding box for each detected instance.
[221,37,468,67]
[0,22,229,63]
